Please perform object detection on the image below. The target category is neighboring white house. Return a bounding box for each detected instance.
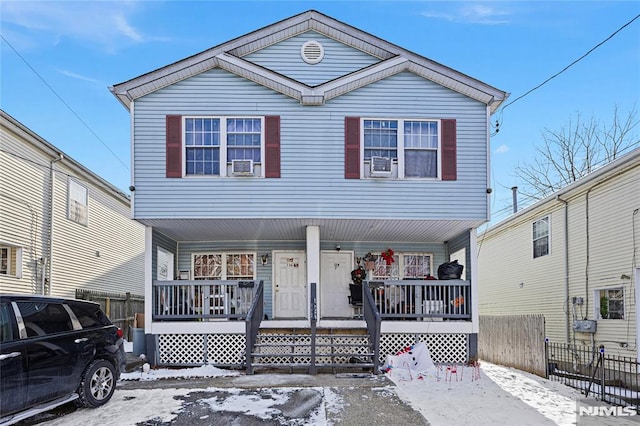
[478,148,640,360]
[110,10,508,370]
[0,110,145,299]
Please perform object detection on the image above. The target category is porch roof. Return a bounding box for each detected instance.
[140,217,483,242]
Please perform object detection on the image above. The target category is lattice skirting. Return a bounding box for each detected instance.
[380,333,468,365]
[157,333,245,367]
[156,332,468,367]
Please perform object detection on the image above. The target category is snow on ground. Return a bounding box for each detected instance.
[35,342,637,425]
[120,363,240,381]
[388,361,581,426]
[51,363,586,425]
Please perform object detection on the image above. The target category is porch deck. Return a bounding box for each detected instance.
[147,279,473,373]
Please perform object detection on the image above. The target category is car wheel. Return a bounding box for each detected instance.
[77,359,116,408]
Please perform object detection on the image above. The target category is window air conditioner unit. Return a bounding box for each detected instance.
[231,159,254,176]
[370,156,392,176]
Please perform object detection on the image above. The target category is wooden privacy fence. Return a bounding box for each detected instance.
[75,289,145,341]
[479,314,546,377]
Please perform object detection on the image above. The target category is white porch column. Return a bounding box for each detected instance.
[306,225,321,310]
[470,227,480,334]
[144,226,153,334]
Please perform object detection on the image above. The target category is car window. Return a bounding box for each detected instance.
[0,302,15,343]
[17,302,73,336]
[68,302,111,328]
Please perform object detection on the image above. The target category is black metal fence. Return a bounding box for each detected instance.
[547,342,639,411]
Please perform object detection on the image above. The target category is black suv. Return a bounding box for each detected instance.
[0,294,125,425]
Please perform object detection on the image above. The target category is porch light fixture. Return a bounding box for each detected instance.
[261,254,269,265]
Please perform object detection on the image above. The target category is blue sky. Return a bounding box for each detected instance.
[1,1,639,224]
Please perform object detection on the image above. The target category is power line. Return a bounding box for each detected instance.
[496,13,640,125]
[0,34,130,171]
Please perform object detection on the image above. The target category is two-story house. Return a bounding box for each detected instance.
[0,110,145,300]
[478,148,639,361]
[110,10,508,372]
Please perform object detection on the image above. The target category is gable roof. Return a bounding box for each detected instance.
[0,109,130,203]
[110,10,508,112]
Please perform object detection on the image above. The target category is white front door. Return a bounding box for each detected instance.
[320,251,353,318]
[273,252,307,319]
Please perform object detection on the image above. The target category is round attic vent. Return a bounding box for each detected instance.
[301,40,324,64]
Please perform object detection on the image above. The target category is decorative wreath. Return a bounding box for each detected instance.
[351,266,366,286]
[381,248,395,265]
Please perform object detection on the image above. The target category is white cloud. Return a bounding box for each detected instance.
[421,3,512,25]
[495,144,510,154]
[0,1,150,52]
[56,68,103,85]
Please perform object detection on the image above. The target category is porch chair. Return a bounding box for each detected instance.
[348,284,363,318]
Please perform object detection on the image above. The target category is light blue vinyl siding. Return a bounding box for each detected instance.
[176,240,447,319]
[133,69,488,220]
[243,31,380,86]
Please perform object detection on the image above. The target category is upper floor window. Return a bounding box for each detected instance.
[362,119,440,179]
[68,178,88,225]
[184,117,263,177]
[533,216,549,258]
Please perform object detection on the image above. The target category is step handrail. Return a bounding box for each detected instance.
[245,280,264,374]
[363,281,382,374]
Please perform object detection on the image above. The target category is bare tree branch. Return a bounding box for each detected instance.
[514,105,639,202]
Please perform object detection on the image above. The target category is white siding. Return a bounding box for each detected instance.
[132,70,489,221]
[478,159,639,358]
[0,113,145,299]
[0,128,49,294]
[478,206,566,340]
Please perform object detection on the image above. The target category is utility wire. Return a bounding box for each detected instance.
[496,13,640,125]
[1,34,130,171]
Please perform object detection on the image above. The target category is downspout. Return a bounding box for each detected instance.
[46,153,64,295]
[556,195,570,343]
